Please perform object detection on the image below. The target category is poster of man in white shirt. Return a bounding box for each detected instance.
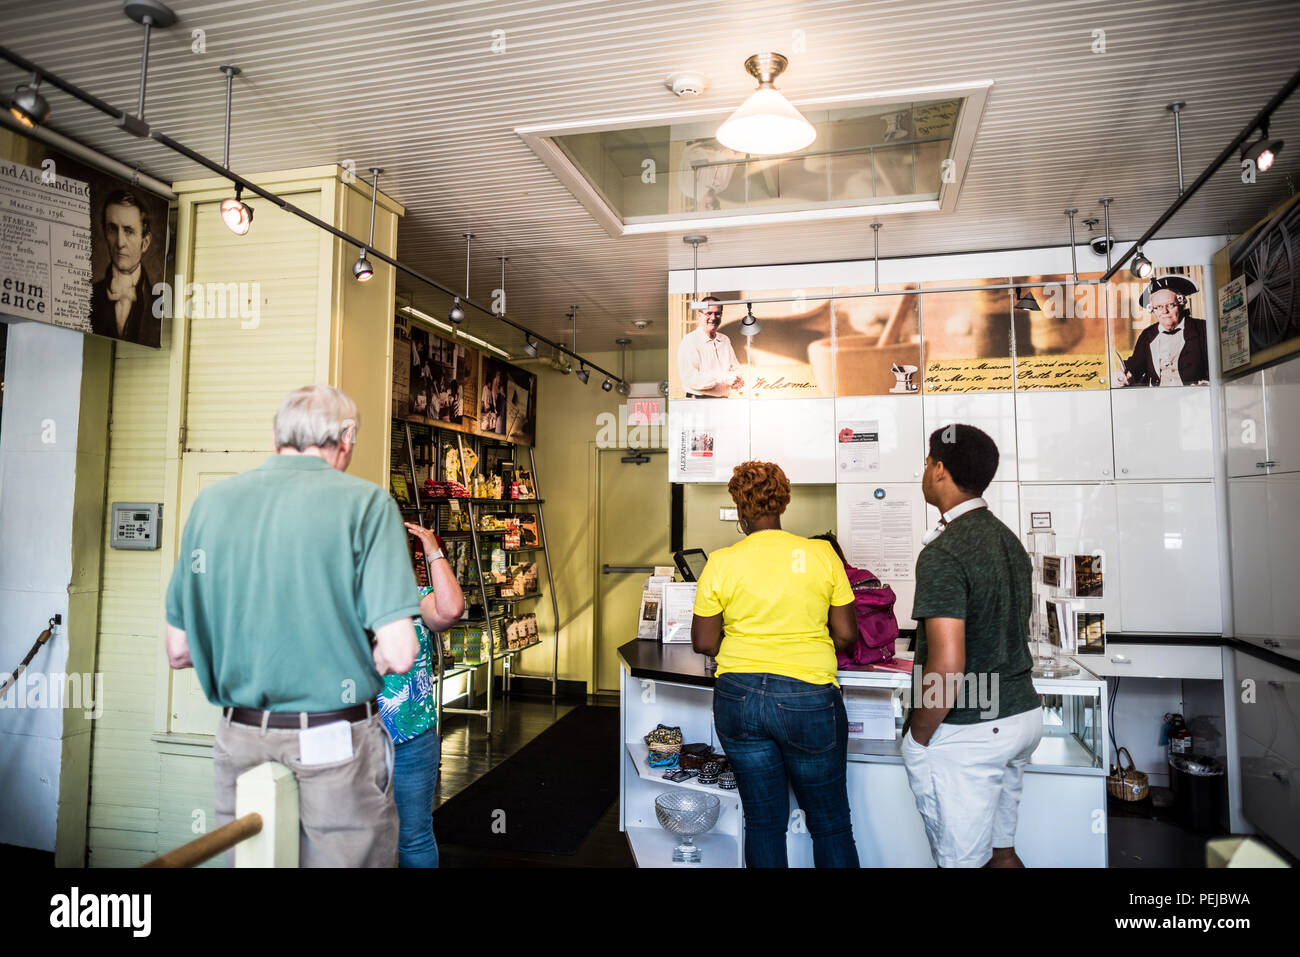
[677,296,744,397]
[1112,274,1209,388]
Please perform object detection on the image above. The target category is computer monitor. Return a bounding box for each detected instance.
[674,548,709,583]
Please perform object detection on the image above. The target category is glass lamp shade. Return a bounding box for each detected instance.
[715,87,816,155]
[220,197,254,235]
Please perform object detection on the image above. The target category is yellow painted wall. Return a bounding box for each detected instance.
[683,484,838,554]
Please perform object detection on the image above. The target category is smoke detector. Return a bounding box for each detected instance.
[633,319,652,329]
[666,71,707,97]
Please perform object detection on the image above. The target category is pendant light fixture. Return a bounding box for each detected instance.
[449,233,473,323]
[615,338,632,396]
[1014,288,1042,311]
[523,334,539,358]
[352,166,382,282]
[217,65,253,235]
[6,72,50,128]
[1129,248,1154,280]
[739,302,761,336]
[715,53,816,156]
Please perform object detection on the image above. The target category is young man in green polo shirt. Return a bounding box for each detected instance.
[165,385,421,867]
[901,423,1043,868]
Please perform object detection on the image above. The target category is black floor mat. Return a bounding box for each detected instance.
[434,705,620,855]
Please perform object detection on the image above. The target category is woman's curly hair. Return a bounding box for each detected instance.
[728,460,791,526]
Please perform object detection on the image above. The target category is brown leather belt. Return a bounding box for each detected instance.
[224,702,374,729]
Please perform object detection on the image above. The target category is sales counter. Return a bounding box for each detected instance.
[618,639,1109,867]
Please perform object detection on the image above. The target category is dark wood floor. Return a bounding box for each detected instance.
[433,692,635,868]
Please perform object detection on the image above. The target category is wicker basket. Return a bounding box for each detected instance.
[1107,746,1149,802]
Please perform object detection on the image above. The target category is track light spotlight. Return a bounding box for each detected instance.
[616,380,631,397]
[523,335,539,358]
[7,75,50,128]
[220,185,254,235]
[576,364,590,384]
[740,302,761,336]
[353,250,374,282]
[449,297,466,324]
[1129,249,1154,280]
[601,377,614,391]
[1242,124,1284,174]
[1014,287,1041,311]
[353,167,383,282]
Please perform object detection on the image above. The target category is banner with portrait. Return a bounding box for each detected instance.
[0,145,169,348]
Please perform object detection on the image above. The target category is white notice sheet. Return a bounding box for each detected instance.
[848,496,916,581]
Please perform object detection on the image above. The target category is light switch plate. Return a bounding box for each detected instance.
[720,507,738,521]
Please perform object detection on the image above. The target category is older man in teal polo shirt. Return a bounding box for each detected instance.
[165,385,421,867]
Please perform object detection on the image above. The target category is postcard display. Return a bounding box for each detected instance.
[667,248,1224,636]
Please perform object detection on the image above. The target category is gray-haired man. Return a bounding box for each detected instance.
[165,385,421,867]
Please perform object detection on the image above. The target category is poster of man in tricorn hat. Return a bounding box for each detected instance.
[1112,272,1209,387]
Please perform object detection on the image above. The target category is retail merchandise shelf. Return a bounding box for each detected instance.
[424,497,544,505]
[625,743,744,800]
[623,826,740,869]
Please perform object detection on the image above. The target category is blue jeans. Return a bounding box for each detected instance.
[713,672,859,868]
[392,728,440,868]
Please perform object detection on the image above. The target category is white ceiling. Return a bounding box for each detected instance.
[4,0,1298,353]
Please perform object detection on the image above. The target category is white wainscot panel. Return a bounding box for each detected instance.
[837,482,927,629]
[922,392,1018,482]
[1265,359,1300,474]
[1116,483,1222,634]
[668,398,750,483]
[834,395,925,483]
[748,397,835,484]
[1224,371,1267,478]
[1268,473,1300,642]
[1016,390,1114,481]
[1020,484,1121,633]
[1112,386,1213,480]
[926,480,1020,539]
[1228,477,1272,639]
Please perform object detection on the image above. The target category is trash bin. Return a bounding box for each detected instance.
[1169,754,1226,833]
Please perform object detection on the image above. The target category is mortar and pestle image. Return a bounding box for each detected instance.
[810,291,921,394]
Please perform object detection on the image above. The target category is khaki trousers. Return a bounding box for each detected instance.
[213,710,398,868]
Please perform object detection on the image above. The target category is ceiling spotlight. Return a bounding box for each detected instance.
[1242,123,1284,174]
[576,364,590,385]
[353,166,383,283]
[523,335,539,358]
[715,53,816,155]
[601,377,614,391]
[1014,287,1041,311]
[452,233,474,324]
[220,185,253,236]
[615,337,632,395]
[1129,249,1154,280]
[659,381,670,396]
[739,302,761,336]
[616,380,631,397]
[449,297,466,324]
[7,74,50,128]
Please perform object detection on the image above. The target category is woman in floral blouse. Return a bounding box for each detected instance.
[378,524,465,867]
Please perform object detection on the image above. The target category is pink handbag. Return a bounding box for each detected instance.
[836,565,899,669]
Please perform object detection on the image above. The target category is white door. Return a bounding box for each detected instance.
[1224,371,1267,478]
[668,398,750,483]
[1016,390,1114,482]
[749,397,836,483]
[836,482,927,628]
[834,395,925,483]
[1112,387,1213,480]
[1115,482,1222,634]
[922,392,1018,482]
[1264,359,1300,474]
[1228,476,1273,639]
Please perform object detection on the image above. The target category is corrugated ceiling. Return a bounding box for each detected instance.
[3,0,1298,352]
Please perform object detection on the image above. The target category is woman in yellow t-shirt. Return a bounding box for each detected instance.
[691,461,860,867]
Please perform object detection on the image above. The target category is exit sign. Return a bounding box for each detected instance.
[627,397,663,424]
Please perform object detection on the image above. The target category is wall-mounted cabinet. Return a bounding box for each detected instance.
[1016,390,1114,482]
[834,395,925,483]
[1264,359,1300,474]
[1224,371,1267,478]
[1115,482,1222,634]
[1112,387,1213,480]
[837,482,927,628]
[922,392,1018,483]
[748,397,837,484]
[925,480,1020,539]
[668,398,751,483]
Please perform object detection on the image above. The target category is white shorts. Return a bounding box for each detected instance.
[900,708,1044,868]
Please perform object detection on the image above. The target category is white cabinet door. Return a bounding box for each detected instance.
[1115,482,1222,634]
[668,398,750,483]
[748,397,836,484]
[1267,472,1300,642]
[1265,358,1300,474]
[1225,371,1267,478]
[1020,484,1122,633]
[1228,476,1273,639]
[926,480,1021,539]
[1016,390,1114,481]
[922,392,1018,482]
[834,395,925,483]
[1112,386,1213,480]
[837,482,927,629]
